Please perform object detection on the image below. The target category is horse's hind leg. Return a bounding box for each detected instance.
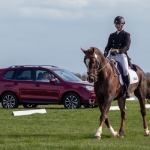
[118,97,126,137]
[137,97,150,136]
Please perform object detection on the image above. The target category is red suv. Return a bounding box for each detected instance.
[0,65,97,109]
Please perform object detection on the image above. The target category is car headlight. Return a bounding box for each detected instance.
[83,86,94,91]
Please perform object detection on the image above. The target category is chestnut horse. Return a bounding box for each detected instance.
[81,47,150,139]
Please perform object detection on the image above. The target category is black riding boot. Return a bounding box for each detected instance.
[124,75,130,98]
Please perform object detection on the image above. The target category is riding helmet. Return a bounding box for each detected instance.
[114,16,125,24]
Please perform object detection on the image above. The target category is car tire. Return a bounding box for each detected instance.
[1,92,18,109]
[63,93,81,109]
[23,104,38,108]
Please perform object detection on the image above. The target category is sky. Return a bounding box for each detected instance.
[0,0,150,74]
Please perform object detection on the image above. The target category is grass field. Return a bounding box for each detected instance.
[0,101,150,150]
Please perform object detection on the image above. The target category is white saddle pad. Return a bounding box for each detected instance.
[114,62,138,85]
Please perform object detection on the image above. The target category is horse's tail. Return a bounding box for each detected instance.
[146,87,150,99]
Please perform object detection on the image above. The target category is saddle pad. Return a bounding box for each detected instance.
[114,61,138,85]
[128,69,138,84]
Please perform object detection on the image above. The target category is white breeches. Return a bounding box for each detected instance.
[107,53,129,76]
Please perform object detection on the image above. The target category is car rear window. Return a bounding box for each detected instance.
[53,69,81,81]
[3,70,15,79]
[16,69,34,80]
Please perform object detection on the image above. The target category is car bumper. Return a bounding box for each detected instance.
[88,92,97,105]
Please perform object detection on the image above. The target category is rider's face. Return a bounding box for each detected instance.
[43,73,48,79]
[115,23,124,31]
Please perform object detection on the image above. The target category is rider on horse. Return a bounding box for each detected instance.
[104,16,131,98]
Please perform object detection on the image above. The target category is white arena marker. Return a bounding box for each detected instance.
[12,109,47,116]
[109,106,127,110]
[126,96,138,101]
[145,104,150,108]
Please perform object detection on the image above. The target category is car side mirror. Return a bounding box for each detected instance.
[50,78,56,84]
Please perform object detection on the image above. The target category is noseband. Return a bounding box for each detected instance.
[86,56,100,74]
[85,55,109,82]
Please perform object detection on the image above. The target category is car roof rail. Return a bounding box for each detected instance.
[9,65,58,68]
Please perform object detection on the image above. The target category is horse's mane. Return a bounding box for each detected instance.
[91,47,104,57]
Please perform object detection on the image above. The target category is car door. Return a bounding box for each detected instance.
[33,69,63,103]
[14,68,35,101]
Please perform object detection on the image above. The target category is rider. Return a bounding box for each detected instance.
[104,16,131,98]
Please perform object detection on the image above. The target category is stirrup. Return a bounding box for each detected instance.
[125,90,130,99]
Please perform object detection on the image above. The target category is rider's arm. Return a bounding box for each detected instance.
[104,34,112,54]
[119,33,131,54]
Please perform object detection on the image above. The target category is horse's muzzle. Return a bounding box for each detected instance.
[87,76,95,83]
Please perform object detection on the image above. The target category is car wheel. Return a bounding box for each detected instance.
[1,92,18,108]
[63,93,81,109]
[23,104,38,108]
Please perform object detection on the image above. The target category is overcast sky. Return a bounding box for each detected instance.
[0,0,150,73]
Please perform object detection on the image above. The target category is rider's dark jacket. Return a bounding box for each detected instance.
[104,30,131,55]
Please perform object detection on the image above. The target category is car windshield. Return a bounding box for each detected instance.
[53,70,82,82]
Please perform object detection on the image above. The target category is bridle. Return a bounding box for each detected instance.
[85,54,109,82]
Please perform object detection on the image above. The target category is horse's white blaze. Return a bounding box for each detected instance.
[144,127,150,136]
[95,54,98,59]
[94,126,102,137]
[85,59,90,72]
[109,126,118,137]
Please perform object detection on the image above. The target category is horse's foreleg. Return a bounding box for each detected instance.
[118,97,126,137]
[94,125,103,139]
[105,118,119,137]
[94,114,119,139]
[138,98,150,136]
[94,100,118,139]
[94,111,105,139]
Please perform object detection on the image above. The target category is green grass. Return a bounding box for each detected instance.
[0,101,150,150]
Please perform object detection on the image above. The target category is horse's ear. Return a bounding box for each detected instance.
[81,48,87,54]
[90,47,95,54]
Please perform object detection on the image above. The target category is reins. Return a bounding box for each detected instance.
[97,60,109,73]
[86,55,109,81]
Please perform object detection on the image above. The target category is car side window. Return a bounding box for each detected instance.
[36,70,60,83]
[16,69,33,81]
[3,70,15,79]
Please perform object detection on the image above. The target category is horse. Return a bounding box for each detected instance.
[81,47,150,139]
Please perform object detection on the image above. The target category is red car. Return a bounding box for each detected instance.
[0,65,97,109]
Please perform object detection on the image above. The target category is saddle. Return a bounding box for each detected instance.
[110,59,138,85]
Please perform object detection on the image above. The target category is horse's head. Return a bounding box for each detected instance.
[81,47,100,83]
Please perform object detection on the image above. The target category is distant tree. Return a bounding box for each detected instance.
[73,73,87,81]
[73,73,82,79]
[147,79,150,88]
[81,74,87,81]
[145,72,150,79]
[144,72,150,88]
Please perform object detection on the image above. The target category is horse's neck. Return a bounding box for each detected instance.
[97,52,112,79]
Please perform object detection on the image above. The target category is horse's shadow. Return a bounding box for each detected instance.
[0,133,112,140]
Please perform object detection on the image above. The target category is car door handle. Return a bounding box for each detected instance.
[13,82,18,85]
[35,84,40,87]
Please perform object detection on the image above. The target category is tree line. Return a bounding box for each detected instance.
[73,73,87,81]
[145,72,150,88]
[74,72,150,88]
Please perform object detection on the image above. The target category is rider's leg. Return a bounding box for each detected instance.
[114,54,130,98]
[123,74,130,98]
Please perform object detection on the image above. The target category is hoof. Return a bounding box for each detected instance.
[94,136,101,140]
[144,133,150,136]
[117,135,124,138]
[112,132,119,138]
